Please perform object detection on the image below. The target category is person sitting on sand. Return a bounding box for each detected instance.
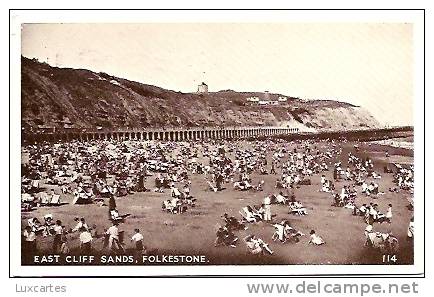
[353,203,367,216]
[340,186,349,201]
[366,204,378,225]
[289,201,307,216]
[222,213,247,231]
[308,230,325,245]
[233,179,253,191]
[361,182,369,195]
[43,214,55,236]
[215,226,238,248]
[371,171,382,179]
[321,179,334,193]
[275,191,288,205]
[367,182,379,195]
[254,180,264,192]
[110,208,131,221]
[364,224,374,238]
[255,204,266,220]
[272,220,304,243]
[320,174,326,185]
[182,182,191,198]
[246,205,262,222]
[244,235,274,255]
[28,217,45,234]
[170,184,182,198]
[71,217,89,233]
[332,193,343,207]
[359,203,367,214]
[259,166,268,175]
[275,177,286,189]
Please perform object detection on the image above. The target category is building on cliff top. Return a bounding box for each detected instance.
[197,82,208,94]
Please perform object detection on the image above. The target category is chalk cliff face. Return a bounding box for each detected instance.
[21,57,380,132]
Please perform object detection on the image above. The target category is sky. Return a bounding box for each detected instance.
[21,23,413,126]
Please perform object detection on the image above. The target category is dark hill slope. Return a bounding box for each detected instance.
[21,57,380,131]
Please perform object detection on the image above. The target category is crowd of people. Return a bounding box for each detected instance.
[21,136,414,262]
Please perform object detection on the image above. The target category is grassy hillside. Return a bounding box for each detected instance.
[21,57,380,132]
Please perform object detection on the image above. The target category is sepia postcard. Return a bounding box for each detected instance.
[9,9,425,277]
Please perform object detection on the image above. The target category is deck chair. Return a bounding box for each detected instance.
[289,205,307,216]
[39,192,50,205]
[365,232,390,252]
[21,193,33,202]
[375,213,388,224]
[239,207,257,223]
[110,210,130,222]
[72,193,93,205]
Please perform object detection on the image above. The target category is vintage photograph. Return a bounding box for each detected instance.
[18,20,418,268]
